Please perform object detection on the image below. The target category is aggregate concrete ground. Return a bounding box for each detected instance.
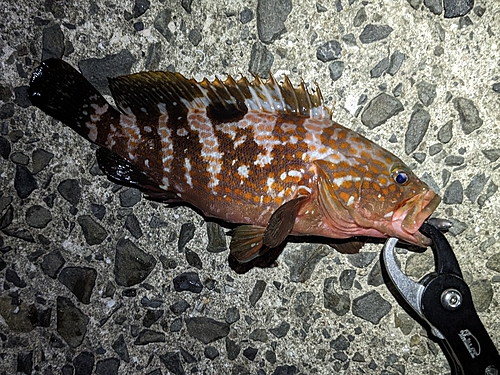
[1,0,499,374]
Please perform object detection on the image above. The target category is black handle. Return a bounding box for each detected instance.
[421,273,500,375]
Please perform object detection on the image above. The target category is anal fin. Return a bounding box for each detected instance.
[96,148,179,202]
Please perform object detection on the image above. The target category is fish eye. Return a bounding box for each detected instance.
[392,169,409,185]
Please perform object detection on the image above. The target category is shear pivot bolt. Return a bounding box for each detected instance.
[441,289,462,311]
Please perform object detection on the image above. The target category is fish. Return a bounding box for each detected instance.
[28,58,441,263]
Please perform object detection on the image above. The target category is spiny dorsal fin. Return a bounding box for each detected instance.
[108,70,331,120]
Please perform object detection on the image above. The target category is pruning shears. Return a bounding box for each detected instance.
[382,221,500,375]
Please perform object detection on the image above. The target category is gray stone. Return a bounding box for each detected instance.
[0,103,14,120]
[486,253,500,273]
[316,40,342,62]
[25,205,52,228]
[416,81,437,106]
[95,358,119,375]
[134,329,165,344]
[353,7,367,27]
[482,149,500,162]
[154,9,174,42]
[395,312,415,335]
[330,334,350,351]
[0,205,13,230]
[58,266,97,304]
[438,120,454,143]
[407,0,423,9]
[444,0,473,18]
[493,83,500,93]
[56,296,89,348]
[405,108,430,155]
[185,249,202,269]
[424,0,443,15]
[132,0,150,18]
[114,238,156,287]
[478,182,498,208]
[112,334,130,362]
[294,291,315,317]
[119,188,141,207]
[250,328,268,342]
[225,306,240,324]
[185,317,230,344]
[444,155,464,166]
[10,151,29,165]
[465,173,489,203]
[173,272,203,293]
[226,337,241,360]
[256,0,292,44]
[339,269,356,290]
[0,136,10,159]
[283,244,330,282]
[31,148,53,174]
[77,215,107,245]
[329,61,345,81]
[205,346,219,360]
[188,29,202,46]
[429,143,443,156]
[453,97,483,135]
[90,203,106,221]
[240,7,254,24]
[323,277,350,316]
[248,42,274,77]
[359,24,393,44]
[469,280,493,312]
[370,57,390,78]
[5,268,26,288]
[249,279,267,306]
[125,213,142,238]
[388,50,405,75]
[352,291,392,324]
[41,250,66,279]
[15,165,38,199]
[243,346,258,361]
[346,251,377,268]
[42,24,65,60]
[160,352,185,375]
[57,179,81,206]
[79,50,136,95]
[178,222,195,251]
[73,351,94,375]
[206,222,227,253]
[269,321,290,338]
[367,260,384,287]
[443,180,463,204]
[360,93,404,129]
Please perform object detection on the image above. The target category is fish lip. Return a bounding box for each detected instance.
[394,190,441,246]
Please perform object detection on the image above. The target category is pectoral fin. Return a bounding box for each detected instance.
[229,225,266,263]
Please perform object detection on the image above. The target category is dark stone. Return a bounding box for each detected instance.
[249,279,267,306]
[112,334,130,362]
[188,29,202,46]
[185,249,202,269]
[443,180,463,204]
[95,358,120,375]
[416,81,437,106]
[250,328,268,342]
[41,250,66,279]
[205,346,219,360]
[6,268,27,287]
[73,351,95,375]
[353,7,367,27]
[444,0,473,18]
[424,0,443,15]
[352,291,392,324]
[77,215,107,245]
[125,213,142,238]
[159,352,185,375]
[243,347,258,361]
[17,351,33,374]
[31,148,54,173]
[248,42,274,77]
[328,60,344,81]
[119,188,141,207]
[316,40,342,62]
[453,97,483,135]
[269,321,290,338]
[360,93,403,129]
[143,309,164,328]
[10,151,29,165]
[141,296,163,308]
[478,182,498,208]
[42,24,65,60]
[0,136,11,159]
[367,260,384,287]
[294,291,315,317]
[172,271,203,293]
[370,57,389,78]
[482,149,500,162]
[79,50,136,95]
[154,9,174,43]
[438,120,453,143]
[240,7,254,23]
[225,306,240,324]
[272,365,298,375]
[133,22,144,31]
[179,347,197,363]
[0,205,13,230]
[57,296,89,348]
[58,179,81,206]
[283,243,330,282]
[149,215,168,228]
[323,277,350,316]
[469,280,493,312]
[226,337,241,360]
[206,222,227,253]
[265,350,277,364]
[339,269,356,290]
[13,86,31,108]
[2,227,35,242]
[185,317,230,344]
[493,83,500,93]
[58,266,97,304]
[90,203,106,220]
[170,317,183,332]
[170,299,190,315]
[330,334,350,350]
[359,24,393,44]
[14,165,38,199]
[114,238,156,286]
[346,252,377,268]
[181,0,193,13]
[25,205,52,228]
[256,0,292,43]
[388,50,405,75]
[178,222,195,251]
[0,103,15,120]
[133,0,150,18]
[444,155,465,166]
[405,108,430,154]
[134,329,166,344]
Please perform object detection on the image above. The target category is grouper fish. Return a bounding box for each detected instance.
[28,59,441,262]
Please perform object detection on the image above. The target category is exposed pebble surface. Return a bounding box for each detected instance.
[0,0,499,374]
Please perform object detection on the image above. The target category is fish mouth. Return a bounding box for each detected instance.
[392,189,441,246]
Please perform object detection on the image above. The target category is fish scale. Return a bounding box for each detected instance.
[28,58,442,263]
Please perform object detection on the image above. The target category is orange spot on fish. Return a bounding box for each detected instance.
[338,130,347,139]
[244,192,252,200]
[253,195,261,203]
[339,191,351,203]
[372,182,381,192]
[263,196,272,204]
[343,180,353,189]
[274,196,283,205]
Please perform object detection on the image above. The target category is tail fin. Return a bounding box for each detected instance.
[28,58,119,143]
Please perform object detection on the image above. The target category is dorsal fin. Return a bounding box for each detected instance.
[108,71,331,119]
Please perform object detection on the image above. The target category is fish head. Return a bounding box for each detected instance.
[314,141,441,246]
